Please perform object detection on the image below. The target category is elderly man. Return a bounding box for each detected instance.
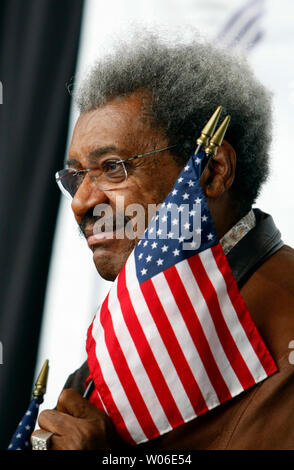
[32,33,294,450]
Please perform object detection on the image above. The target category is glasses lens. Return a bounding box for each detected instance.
[55,160,128,198]
[55,169,81,199]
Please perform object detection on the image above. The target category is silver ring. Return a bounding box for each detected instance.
[31,430,53,450]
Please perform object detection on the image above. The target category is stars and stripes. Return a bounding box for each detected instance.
[134,155,214,284]
[7,397,41,450]
[86,149,277,445]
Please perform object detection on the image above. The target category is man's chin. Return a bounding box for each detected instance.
[92,240,135,281]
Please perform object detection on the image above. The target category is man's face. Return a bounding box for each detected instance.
[68,92,183,280]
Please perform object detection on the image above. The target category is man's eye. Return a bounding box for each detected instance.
[101,159,122,173]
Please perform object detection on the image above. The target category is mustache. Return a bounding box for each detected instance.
[79,211,130,238]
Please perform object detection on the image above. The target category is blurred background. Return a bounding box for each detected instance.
[0,0,293,449]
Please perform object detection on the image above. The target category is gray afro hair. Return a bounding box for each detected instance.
[75,30,272,212]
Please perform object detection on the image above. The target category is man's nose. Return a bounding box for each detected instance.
[71,178,109,225]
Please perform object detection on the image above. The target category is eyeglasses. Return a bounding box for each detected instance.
[55,144,177,200]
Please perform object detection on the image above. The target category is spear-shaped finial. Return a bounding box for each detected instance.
[32,359,49,399]
[194,106,222,155]
[204,115,231,157]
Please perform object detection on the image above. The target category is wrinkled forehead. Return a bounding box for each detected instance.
[68,91,163,162]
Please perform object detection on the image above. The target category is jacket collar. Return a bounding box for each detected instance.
[226,209,284,288]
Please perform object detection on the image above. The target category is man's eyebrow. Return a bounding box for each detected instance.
[66,146,127,167]
[88,146,119,162]
[66,158,81,168]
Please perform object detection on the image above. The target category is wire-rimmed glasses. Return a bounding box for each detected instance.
[55,144,177,200]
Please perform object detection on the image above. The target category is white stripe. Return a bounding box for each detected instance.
[200,249,267,382]
[151,269,220,409]
[125,254,196,420]
[175,259,243,395]
[107,278,172,433]
[91,307,147,443]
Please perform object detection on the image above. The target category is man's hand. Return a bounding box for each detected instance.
[31,388,123,450]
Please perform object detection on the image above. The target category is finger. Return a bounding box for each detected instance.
[37,409,77,435]
[57,388,104,419]
[49,433,76,450]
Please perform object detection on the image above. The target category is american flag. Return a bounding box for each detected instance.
[7,396,41,450]
[86,149,277,445]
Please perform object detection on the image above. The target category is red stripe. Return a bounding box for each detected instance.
[89,389,104,410]
[211,244,277,377]
[99,295,159,440]
[118,265,184,429]
[86,320,136,445]
[188,250,256,389]
[164,263,232,403]
[84,374,105,410]
[140,278,209,416]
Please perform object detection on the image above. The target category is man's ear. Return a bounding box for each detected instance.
[200,140,236,199]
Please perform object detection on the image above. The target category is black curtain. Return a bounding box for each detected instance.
[0,0,84,448]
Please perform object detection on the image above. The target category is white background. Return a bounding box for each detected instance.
[35,0,294,413]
